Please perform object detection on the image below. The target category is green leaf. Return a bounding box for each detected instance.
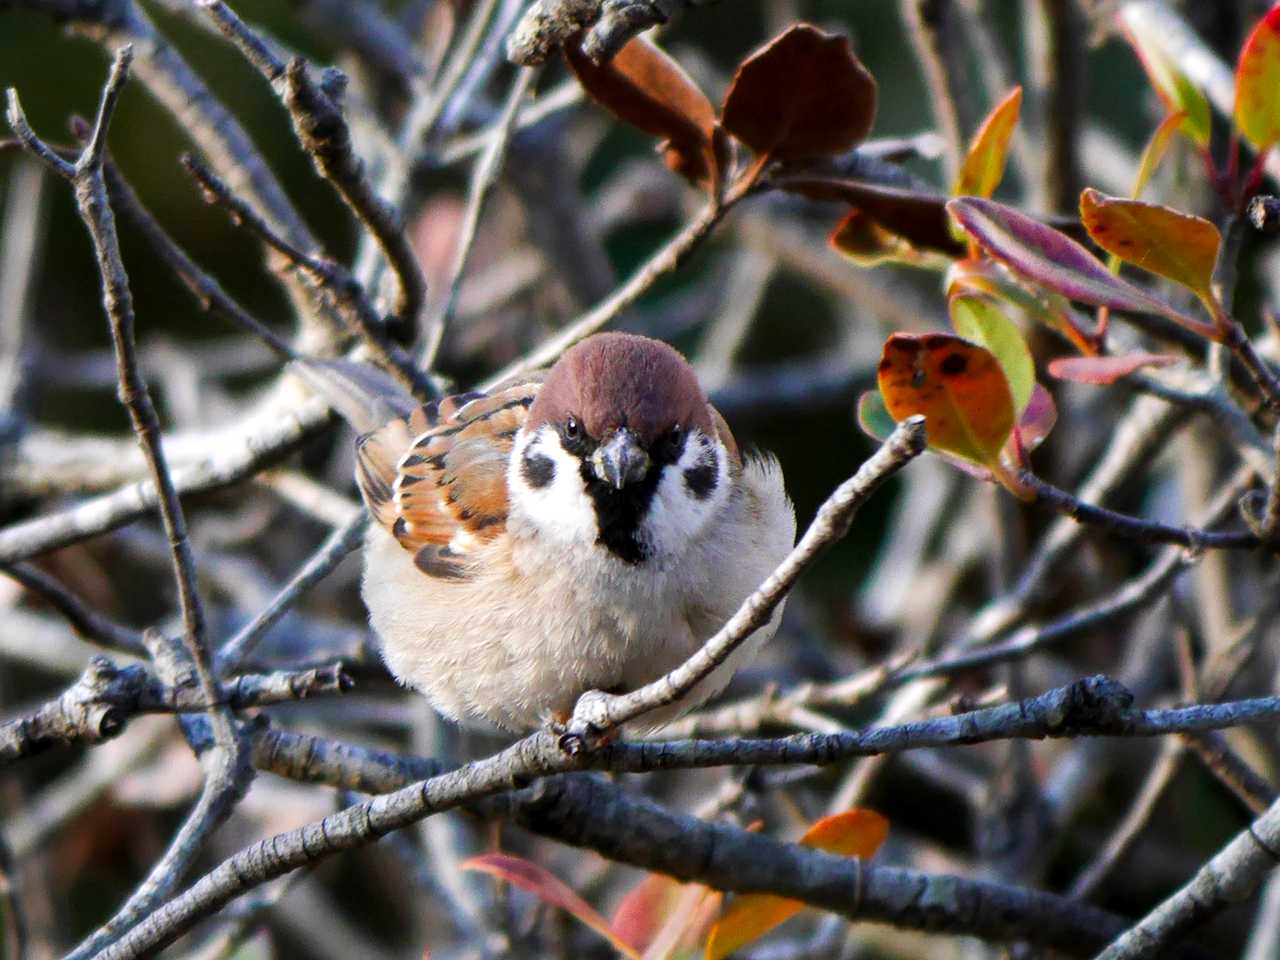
[1120,10,1212,147]
[950,294,1035,415]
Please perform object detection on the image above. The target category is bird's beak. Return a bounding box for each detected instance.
[592,429,651,489]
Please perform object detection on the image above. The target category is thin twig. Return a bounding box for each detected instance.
[418,64,539,368]
[562,417,928,741]
[486,192,741,386]
[197,0,427,337]
[181,153,434,401]
[0,562,146,656]
[103,161,296,360]
[5,48,235,750]
[1019,471,1260,551]
[214,514,367,673]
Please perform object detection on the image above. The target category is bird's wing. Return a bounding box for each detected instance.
[356,376,543,580]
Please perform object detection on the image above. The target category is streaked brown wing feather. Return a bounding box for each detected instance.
[355,377,542,579]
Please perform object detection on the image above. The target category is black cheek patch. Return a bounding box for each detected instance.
[683,462,718,500]
[521,450,555,489]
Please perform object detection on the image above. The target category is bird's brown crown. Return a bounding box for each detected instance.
[525,333,712,445]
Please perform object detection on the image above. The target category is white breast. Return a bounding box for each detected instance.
[362,441,795,732]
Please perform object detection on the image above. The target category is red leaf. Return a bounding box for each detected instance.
[721,24,876,162]
[463,853,642,959]
[1047,353,1178,384]
[1235,3,1280,150]
[611,873,681,954]
[565,34,724,191]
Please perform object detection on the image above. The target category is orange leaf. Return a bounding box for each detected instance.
[877,333,1016,471]
[565,34,724,191]
[1079,188,1221,311]
[721,24,876,162]
[954,86,1022,199]
[705,811,888,960]
[463,853,642,960]
[796,809,889,857]
[1235,3,1280,151]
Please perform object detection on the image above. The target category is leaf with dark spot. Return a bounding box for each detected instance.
[877,332,1016,474]
[1079,188,1221,314]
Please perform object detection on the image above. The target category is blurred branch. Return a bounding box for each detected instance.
[0,156,44,427]
[489,183,760,385]
[181,154,434,401]
[419,64,539,368]
[197,0,428,339]
[0,561,146,656]
[1096,795,1280,959]
[1025,0,1085,211]
[214,514,367,673]
[898,0,973,181]
[0,395,329,561]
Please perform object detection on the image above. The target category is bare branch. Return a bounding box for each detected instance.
[0,656,351,767]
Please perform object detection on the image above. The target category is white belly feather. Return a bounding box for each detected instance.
[361,455,795,732]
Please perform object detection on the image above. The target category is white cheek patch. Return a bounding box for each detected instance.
[644,430,729,561]
[507,426,599,546]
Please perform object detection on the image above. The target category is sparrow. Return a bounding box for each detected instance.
[294,332,795,733]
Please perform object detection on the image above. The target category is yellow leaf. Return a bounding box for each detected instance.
[1079,188,1221,315]
[954,86,1022,200]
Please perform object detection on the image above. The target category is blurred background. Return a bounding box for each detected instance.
[3,1,1280,957]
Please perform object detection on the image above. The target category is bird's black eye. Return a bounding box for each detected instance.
[657,424,684,463]
[564,416,580,440]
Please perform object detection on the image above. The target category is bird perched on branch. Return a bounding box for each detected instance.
[295,333,795,732]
